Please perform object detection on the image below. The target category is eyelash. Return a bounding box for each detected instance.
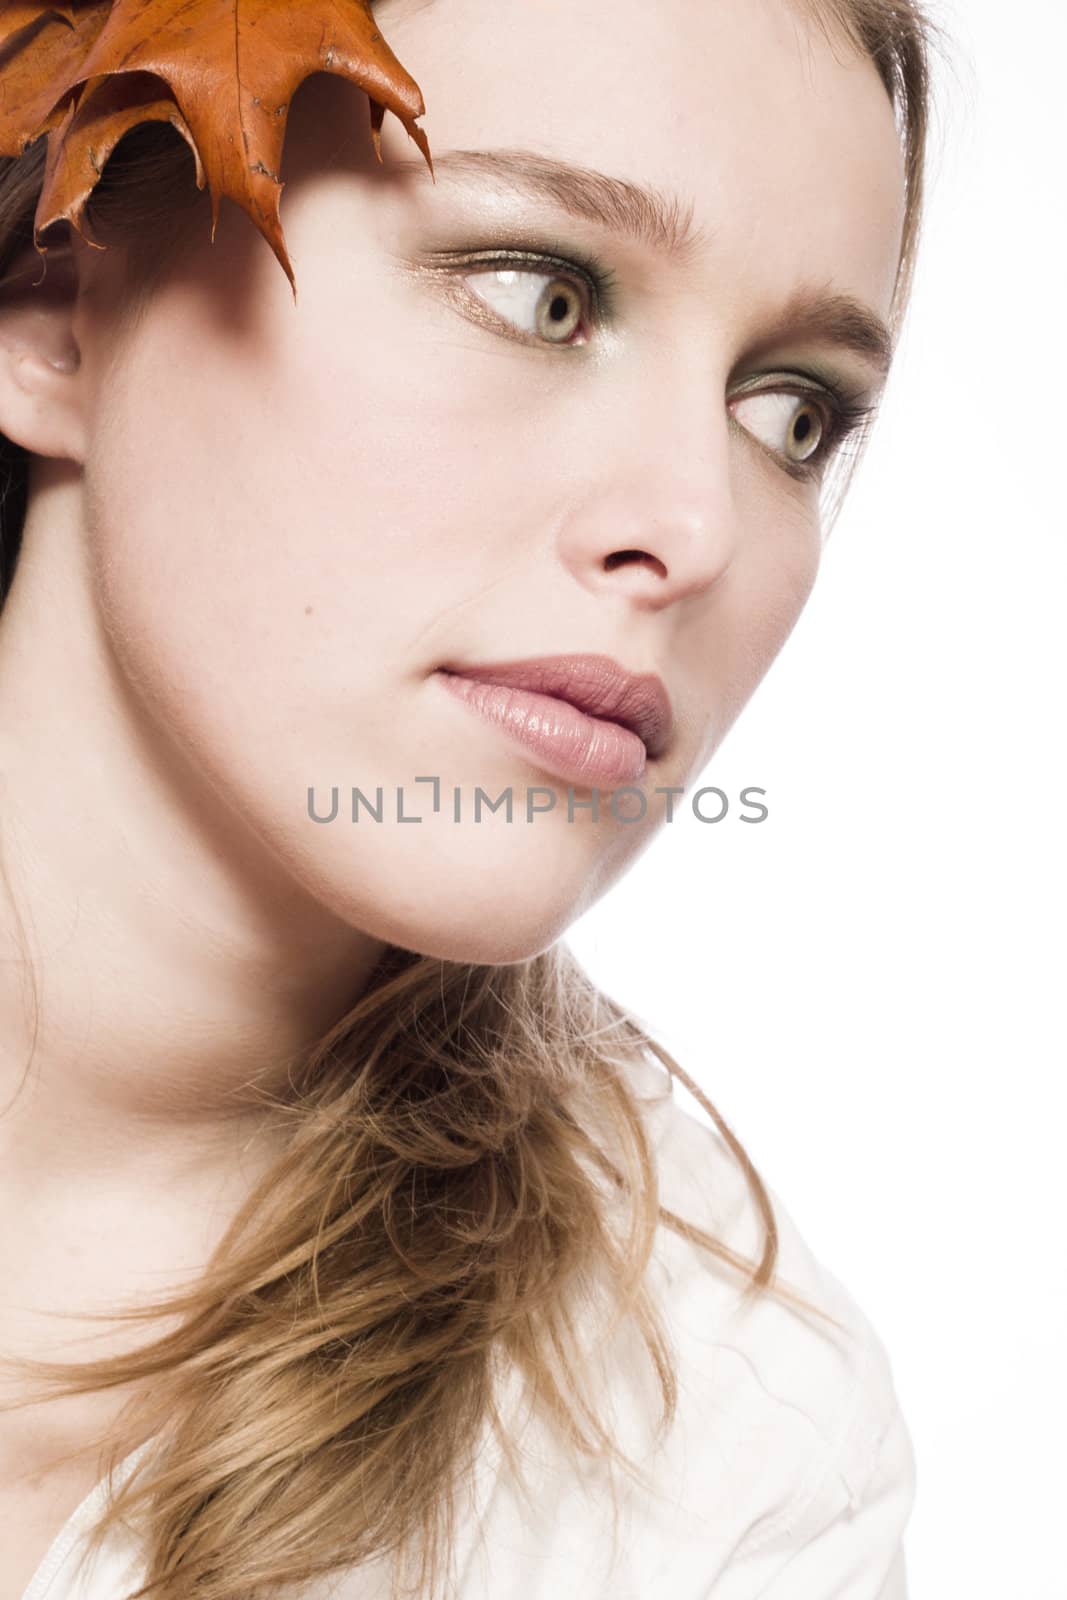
[432,246,877,483]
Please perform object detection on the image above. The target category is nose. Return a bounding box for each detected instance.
[556,354,741,613]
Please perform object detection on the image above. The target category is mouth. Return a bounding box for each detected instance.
[433,652,674,789]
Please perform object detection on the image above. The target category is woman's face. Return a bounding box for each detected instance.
[65,0,904,964]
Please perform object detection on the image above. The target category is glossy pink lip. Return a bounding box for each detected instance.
[434,653,674,789]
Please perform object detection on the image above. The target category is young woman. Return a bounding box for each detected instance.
[0,0,933,1595]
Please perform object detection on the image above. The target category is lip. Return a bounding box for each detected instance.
[434,652,674,789]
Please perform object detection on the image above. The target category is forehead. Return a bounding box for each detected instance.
[368,0,906,320]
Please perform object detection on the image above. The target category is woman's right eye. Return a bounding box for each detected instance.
[449,259,598,348]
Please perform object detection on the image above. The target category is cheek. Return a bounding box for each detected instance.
[684,478,822,772]
[78,319,645,959]
[79,279,582,953]
[81,294,477,767]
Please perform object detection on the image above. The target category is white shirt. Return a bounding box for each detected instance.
[22,1056,917,1599]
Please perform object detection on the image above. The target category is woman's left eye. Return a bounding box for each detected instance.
[729,388,833,472]
[457,262,594,346]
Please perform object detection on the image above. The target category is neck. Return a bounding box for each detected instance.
[0,466,384,1194]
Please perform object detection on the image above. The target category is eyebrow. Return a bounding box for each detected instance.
[747,287,895,381]
[389,145,895,380]
[392,144,708,257]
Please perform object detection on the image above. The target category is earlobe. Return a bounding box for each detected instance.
[0,240,87,464]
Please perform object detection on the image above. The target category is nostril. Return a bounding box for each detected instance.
[604,550,666,575]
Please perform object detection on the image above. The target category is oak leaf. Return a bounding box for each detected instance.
[0,0,435,298]
[0,4,75,55]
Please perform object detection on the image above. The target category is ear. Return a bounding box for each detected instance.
[0,236,87,464]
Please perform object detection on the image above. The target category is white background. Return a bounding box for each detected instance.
[569,3,1065,1594]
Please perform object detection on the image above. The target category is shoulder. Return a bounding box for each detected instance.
[606,1050,918,1593]
[333,1054,917,1600]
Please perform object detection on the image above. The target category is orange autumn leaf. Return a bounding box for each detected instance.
[0,0,435,298]
[0,4,74,54]
[0,6,108,148]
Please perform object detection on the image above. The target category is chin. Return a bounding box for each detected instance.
[349,894,570,968]
[390,922,564,968]
[393,880,574,966]
[279,833,583,967]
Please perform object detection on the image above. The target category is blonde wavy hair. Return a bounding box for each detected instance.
[0,3,937,1596]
